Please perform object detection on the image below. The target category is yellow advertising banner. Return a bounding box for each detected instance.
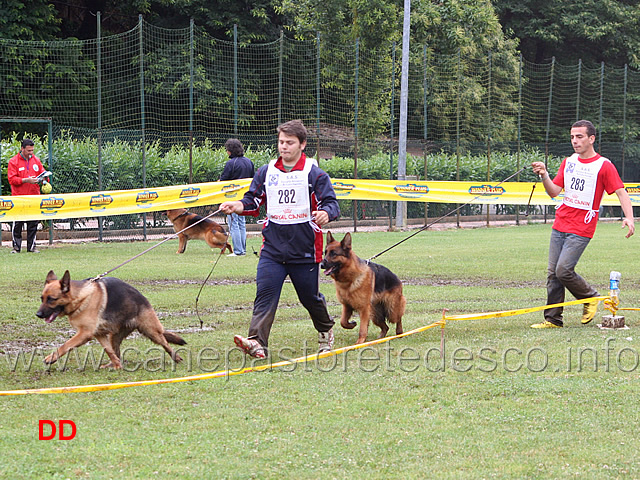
[1,179,639,222]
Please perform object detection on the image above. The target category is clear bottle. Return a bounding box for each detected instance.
[609,271,621,313]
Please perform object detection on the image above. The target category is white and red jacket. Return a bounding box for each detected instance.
[8,152,45,196]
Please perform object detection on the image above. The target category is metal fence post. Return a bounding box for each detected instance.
[516,54,523,225]
[423,44,428,227]
[576,59,582,121]
[97,11,103,241]
[389,41,396,231]
[598,61,604,152]
[544,57,555,224]
[486,51,492,227]
[234,24,238,135]
[189,18,194,183]
[623,64,628,180]
[456,48,461,227]
[316,32,321,159]
[353,38,359,232]
[139,15,147,241]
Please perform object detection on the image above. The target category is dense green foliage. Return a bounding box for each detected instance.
[1,133,551,195]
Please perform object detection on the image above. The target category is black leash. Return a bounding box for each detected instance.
[367,167,532,262]
[92,208,223,281]
[195,244,227,329]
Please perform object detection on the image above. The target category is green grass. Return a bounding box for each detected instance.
[1,223,639,479]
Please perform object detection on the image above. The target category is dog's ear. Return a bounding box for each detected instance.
[326,231,334,244]
[341,232,352,251]
[45,270,57,285]
[60,270,71,294]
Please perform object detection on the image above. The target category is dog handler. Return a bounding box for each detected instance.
[530,120,635,328]
[220,120,340,358]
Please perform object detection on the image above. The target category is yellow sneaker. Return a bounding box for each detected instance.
[581,299,599,324]
[530,320,562,329]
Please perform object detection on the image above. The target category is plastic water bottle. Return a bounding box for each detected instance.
[609,271,621,311]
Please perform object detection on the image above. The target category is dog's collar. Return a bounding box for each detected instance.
[175,210,190,219]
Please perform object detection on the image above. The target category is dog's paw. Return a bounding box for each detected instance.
[44,353,58,364]
[341,320,357,330]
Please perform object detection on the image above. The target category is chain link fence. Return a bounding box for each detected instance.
[1,17,639,242]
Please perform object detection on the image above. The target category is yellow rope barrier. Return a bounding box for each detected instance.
[0,295,632,396]
[0,322,443,396]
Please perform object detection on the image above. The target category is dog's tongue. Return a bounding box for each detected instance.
[323,266,334,276]
[45,311,60,324]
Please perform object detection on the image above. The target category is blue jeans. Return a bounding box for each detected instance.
[246,256,334,350]
[545,229,598,326]
[227,213,246,255]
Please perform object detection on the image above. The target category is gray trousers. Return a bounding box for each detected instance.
[544,229,598,326]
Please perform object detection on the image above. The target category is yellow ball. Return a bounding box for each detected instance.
[41,182,52,194]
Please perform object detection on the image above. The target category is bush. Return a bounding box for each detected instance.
[1,133,560,196]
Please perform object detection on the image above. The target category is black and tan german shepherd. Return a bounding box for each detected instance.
[166,208,232,254]
[320,231,406,344]
[36,270,186,369]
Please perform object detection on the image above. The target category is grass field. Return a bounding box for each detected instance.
[1,222,639,479]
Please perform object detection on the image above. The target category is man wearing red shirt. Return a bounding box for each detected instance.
[530,120,635,328]
[7,139,44,253]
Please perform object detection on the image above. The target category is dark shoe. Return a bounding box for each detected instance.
[10,249,19,254]
[234,335,266,359]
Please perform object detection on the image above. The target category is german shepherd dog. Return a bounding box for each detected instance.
[166,208,232,254]
[321,231,406,344]
[36,270,186,369]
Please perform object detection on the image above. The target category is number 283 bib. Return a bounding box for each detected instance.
[562,153,606,223]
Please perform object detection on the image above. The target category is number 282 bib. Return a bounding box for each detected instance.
[265,159,314,225]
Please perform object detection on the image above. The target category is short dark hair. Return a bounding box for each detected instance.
[277,119,307,144]
[225,138,244,157]
[21,138,35,148]
[572,120,596,137]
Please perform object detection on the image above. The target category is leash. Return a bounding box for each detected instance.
[92,208,223,281]
[367,166,531,262]
[195,245,227,329]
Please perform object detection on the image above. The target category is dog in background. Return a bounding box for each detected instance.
[321,231,405,344]
[36,270,186,369]
[166,208,232,254]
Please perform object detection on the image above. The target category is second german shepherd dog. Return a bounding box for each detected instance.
[36,270,186,369]
[166,208,232,254]
[321,231,406,344]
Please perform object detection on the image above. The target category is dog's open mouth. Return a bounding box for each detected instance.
[322,264,337,276]
[44,307,63,324]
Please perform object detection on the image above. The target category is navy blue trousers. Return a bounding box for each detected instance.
[247,256,334,349]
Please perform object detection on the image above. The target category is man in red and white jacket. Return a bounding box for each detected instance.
[220,120,340,357]
[531,120,635,328]
[7,138,44,253]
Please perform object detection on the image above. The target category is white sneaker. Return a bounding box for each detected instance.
[318,329,334,353]
[227,253,238,257]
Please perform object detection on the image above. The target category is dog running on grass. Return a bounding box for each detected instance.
[36,270,186,369]
[320,231,406,344]
[166,208,232,254]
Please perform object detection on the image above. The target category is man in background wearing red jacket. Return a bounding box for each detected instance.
[7,138,44,253]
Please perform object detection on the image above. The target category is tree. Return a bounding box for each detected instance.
[0,0,60,40]
[495,0,640,68]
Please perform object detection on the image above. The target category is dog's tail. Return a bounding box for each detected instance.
[163,331,187,345]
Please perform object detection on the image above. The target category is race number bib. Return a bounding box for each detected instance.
[562,153,605,223]
[265,159,313,225]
